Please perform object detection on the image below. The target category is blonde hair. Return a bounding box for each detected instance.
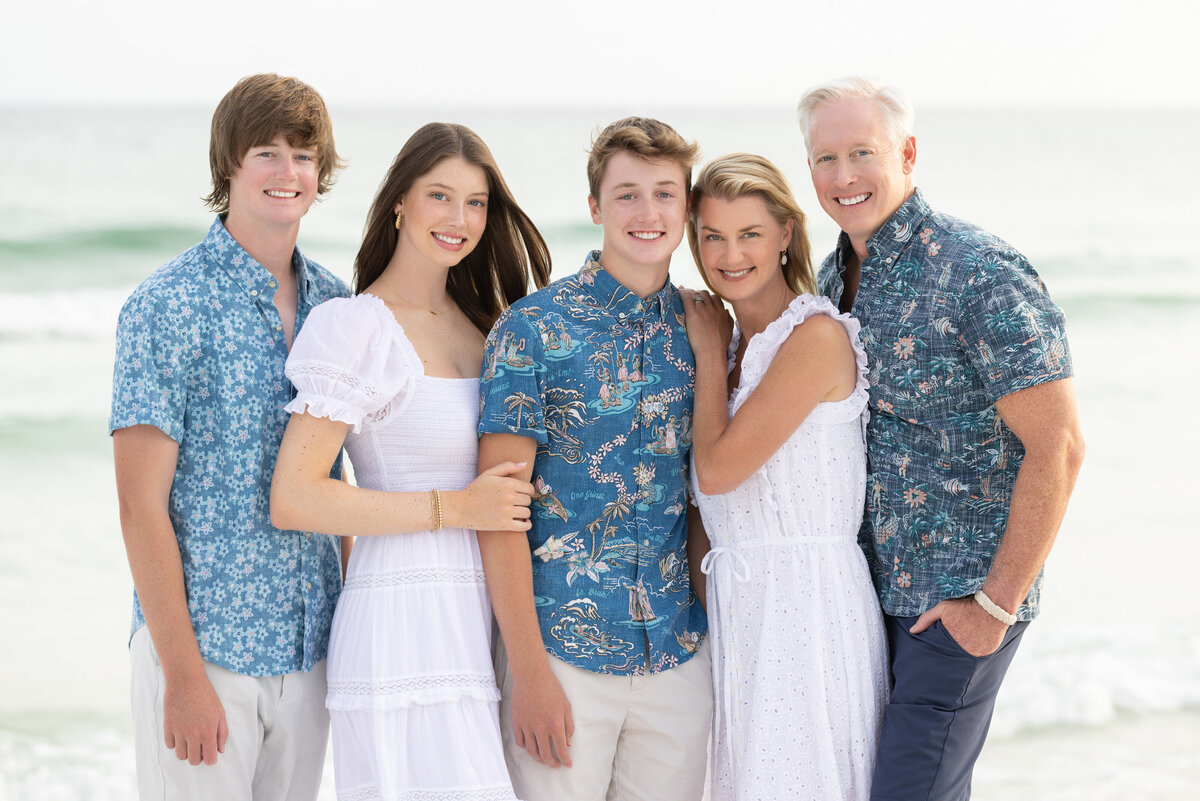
[687,152,814,297]
[586,117,699,198]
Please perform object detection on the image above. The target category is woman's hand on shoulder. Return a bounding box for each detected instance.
[447,462,534,533]
[680,289,733,366]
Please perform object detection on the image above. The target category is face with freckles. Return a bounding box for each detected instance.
[588,151,689,291]
[226,135,319,233]
[807,96,916,254]
[395,156,489,270]
[695,194,793,306]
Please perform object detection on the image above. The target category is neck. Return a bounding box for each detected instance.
[730,286,797,342]
[597,253,670,299]
[223,213,300,281]
[378,254,453,312]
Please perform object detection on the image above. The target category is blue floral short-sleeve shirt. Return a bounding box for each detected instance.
[818,190,1073,620]
[109,217,349,676]
[478,252,707,675]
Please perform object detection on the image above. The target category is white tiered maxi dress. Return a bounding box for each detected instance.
[285,294,518,801]
[692,295,888,801]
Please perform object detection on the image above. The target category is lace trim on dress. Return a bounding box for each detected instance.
[285,360,396,426]
[338,785,518,801]
[328,672,499,697]
[730,294,870,419]
[343,568,487,590]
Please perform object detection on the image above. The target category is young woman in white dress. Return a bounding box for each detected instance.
[680,153,888,800]
[271,123,550,800]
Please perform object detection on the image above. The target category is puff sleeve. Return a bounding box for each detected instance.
[284,295,422,433]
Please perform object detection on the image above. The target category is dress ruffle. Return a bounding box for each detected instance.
[729,293,870,426]
[285,294,424,433]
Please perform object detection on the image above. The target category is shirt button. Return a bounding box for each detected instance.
[276,325,283,331]
[250,289,259,296]
[305,532,311,539]
[305,582,312,589]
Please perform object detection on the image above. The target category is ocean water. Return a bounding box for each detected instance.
[1,106,1197,799]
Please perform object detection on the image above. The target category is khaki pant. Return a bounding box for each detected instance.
[130,625,329,801]
[496,639,713,801]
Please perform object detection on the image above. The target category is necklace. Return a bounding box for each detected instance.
[382,273,451,316]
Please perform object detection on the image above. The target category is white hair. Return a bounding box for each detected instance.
[797,76,915,155]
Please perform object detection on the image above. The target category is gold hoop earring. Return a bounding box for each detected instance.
[394,210,403,230]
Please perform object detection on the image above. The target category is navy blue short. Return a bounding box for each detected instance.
[871,614,1029,801]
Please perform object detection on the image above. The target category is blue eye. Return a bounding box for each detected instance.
[619,193,635,201]
[432,192,447,201]
[704,234,722,242]
[743,232,759,238]
[469,198,486,207]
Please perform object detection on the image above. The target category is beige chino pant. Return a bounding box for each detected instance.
[130,625,329,801]
[496,638,713,801]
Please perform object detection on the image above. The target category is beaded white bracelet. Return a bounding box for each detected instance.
[974,589,1017,626]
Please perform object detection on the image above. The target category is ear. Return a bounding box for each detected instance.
[587,195,602,225]
[781,217,795,250]
[394,200,404,215]
[901,136,917,175]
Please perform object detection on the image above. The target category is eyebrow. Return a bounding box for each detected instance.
[701,223,764,234]
[426,182,489,196]
[611,180,682,190]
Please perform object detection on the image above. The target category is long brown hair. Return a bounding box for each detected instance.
[354,123,551,334]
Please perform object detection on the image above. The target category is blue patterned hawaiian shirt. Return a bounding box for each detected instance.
[109,216,349,676]
[819,190,1073,621]
[479,252,707,675]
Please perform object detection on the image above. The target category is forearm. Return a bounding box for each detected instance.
[478,533,550,679]
[120,509,206,682]
[272,472,444,537]
[476,432,546,679]
[689,350,732,489]
[983,438,1085,612]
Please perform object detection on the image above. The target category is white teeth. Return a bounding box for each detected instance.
[266,190,299,198]
[433,232,464,245]
[631,232,663,240]
[722,268,752,279]
[837,193,869,206]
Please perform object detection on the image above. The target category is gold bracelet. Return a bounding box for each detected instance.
[430,488,443,532]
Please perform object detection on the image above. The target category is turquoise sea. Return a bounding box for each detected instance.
[1,106,1197,799]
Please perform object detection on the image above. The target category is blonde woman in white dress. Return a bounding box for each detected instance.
[681,153,888,800]
[271,123,549,800]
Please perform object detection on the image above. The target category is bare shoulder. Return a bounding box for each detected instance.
[776,312,853,359]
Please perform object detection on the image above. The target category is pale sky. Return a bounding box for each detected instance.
[3,0,1195,108]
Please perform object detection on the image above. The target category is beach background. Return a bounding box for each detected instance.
[2,2,1198,799]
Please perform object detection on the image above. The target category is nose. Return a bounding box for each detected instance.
[446,201,467,226]
[633,195,657,222]
[276,154,298,179]
[835,159,856,187]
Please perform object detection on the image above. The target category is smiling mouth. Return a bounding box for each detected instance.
[433,232,465,245]
[720,267,753,279]
[837,193,870,206]
[630,232,664,240]
[266,190,299,198]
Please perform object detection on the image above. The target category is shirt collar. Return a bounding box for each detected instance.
[863,187,932,265]
[579,250,673,323]
[203,215,309,303]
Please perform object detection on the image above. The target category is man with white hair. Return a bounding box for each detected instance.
[799,77,1085,800]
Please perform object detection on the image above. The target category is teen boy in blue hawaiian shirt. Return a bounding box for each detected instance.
[110,74,349,801]
[477,117,711,801]
[800,78,1086,801]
